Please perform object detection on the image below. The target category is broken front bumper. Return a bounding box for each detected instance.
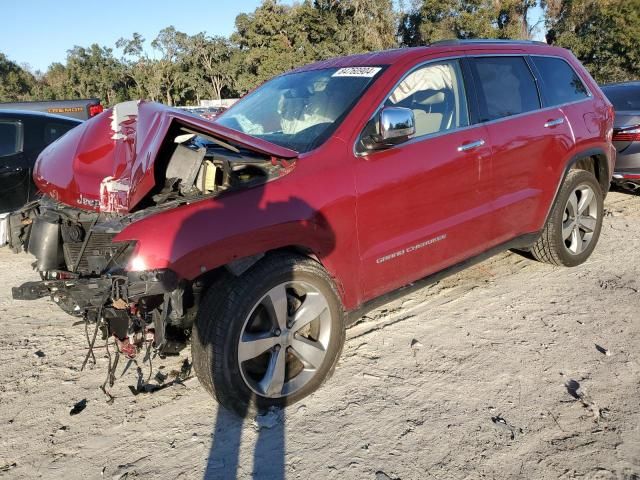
[12,267,184,357]
[12,269,179,314]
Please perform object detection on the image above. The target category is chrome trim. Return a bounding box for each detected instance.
[353,53,595,158]
[544,118,565,128]
[380,107,416,140]
[354,55,464,157]
[457,139,485,152]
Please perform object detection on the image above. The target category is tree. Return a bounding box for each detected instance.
[0,52,36,102]
[313,0,397,52]
[151,26,190,106]
[231,0,398,94]
[399,0,538,46]
[58,44,127,104]
[232,1,305,93]
[116,33,151,100]
[545,0,640,82]
[40,62,73,100]
[185,34,235,101]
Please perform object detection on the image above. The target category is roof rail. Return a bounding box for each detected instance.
[430,39,548,46]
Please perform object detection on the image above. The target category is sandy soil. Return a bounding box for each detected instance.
[0,190,639,480]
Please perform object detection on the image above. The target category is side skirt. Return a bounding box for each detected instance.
[345,232,540,327]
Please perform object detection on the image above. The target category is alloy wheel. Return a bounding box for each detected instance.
[562,183,598,255]
[237,281,332,398]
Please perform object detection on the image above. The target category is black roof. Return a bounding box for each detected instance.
[0,109,82,123]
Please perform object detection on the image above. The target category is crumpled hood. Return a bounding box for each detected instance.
[33,100,298,213]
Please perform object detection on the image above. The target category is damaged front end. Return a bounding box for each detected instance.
[9,197,188,357]
[9,100,297,360]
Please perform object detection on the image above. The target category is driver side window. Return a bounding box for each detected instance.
[385,60,469,138]
[0,121,23,157]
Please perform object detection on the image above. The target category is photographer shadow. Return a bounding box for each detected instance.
[167,181,336,479]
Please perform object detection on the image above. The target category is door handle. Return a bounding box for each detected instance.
[457,139,485,152]
[544,118,565,128]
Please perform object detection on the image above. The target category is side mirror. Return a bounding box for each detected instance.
[380,107,416,141]
[360,107,416,151]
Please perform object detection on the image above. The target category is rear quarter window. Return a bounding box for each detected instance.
[531,56,590,107]
[0,121,23,157]
[470,56,540,122]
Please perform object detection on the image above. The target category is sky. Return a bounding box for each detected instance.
[1,1,546,73]
[0,0,269,72]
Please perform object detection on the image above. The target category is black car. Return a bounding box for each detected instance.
[601,81,640,191]
[0,110,81,213]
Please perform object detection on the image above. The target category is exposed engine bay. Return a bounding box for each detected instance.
[8,122,294,370]
[150,125,286,206]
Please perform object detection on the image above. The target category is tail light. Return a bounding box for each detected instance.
[612,125,640,142]
[88,103,104,117]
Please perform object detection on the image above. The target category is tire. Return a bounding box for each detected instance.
[531,169,603,267]
[192,252,345,416]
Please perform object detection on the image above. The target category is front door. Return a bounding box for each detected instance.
[354,58,493,301]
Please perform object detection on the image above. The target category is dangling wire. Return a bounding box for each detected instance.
[80,305,102,371]
[100,333,119,404]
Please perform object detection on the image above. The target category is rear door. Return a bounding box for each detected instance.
[354,58,493,300]
[467,55,574,240]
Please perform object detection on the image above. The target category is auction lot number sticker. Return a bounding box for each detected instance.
[332,67,382,77]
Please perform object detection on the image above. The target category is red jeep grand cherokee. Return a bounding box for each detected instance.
[8,40,615,414]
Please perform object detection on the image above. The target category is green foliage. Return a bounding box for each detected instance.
[545,0,640,83]
[0,53,36,101]
[232,1,303,93]
[64,44,126,104]
[184,34,235,101]
[399,0,538,46]
[231,0,397,93]
[1,0,638,105]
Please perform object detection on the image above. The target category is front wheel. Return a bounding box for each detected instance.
[531,169,604,267]
[192,253,345,416]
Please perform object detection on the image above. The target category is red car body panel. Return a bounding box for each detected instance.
[353,122,495,299]
[33,101,298,213]
[114,142,363,309]
[31,43,614,312]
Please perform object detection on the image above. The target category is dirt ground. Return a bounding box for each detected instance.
[0,190,638,480]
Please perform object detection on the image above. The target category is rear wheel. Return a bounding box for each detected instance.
[531,169,603,266]
[192,253,345,416]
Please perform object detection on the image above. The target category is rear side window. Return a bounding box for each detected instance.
[0,121,23,157]
[44,122,76,145]
[470,56,540,122]
[531,56,589,107]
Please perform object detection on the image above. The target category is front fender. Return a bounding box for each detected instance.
[115,185,335,277]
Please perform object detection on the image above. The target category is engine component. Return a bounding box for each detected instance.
[165,144,206,195]
[28,211,64,271]
[195,160,218,193]
[12,281,50,300]
[61,222,84,243]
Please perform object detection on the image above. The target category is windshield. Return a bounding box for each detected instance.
[216,66,384,153]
